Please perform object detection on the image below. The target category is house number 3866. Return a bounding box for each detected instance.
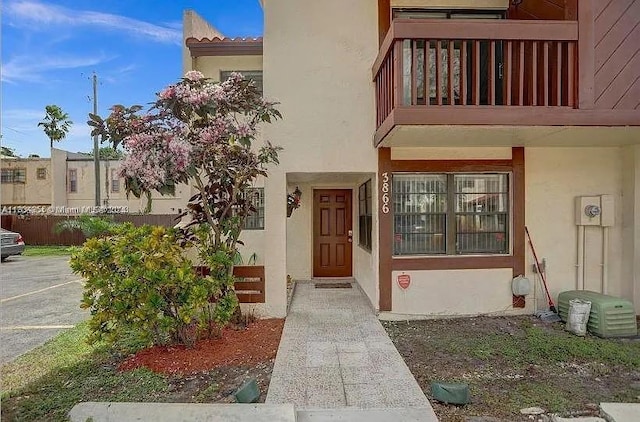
[381,172,390,214]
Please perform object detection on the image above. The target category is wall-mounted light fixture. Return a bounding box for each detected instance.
[287,186,302,217]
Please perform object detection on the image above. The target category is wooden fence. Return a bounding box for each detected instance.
[0,214,179,246]
[195,265,266,304]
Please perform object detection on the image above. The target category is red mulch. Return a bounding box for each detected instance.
[118,319,285,375]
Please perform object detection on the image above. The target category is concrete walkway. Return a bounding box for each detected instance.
[266,280,438,418]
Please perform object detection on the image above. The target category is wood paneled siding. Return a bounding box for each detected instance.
[593,0,640,110]
[373,2,640,142]
[508,0,578,21]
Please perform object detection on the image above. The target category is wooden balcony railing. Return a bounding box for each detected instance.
[373,19,579,129]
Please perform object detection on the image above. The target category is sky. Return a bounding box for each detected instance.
[1,0,263,158]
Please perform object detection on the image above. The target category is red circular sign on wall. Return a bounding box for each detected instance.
[397,274,411,290]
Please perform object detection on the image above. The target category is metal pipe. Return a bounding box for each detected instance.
[602,226,609,294]
[93,72,101,206]
[577,225,585,290]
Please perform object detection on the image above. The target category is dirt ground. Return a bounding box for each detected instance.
[383,315,640,422]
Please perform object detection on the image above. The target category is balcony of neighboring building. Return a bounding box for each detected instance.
[373,1,640,147]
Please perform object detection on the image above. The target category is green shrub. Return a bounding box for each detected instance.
[70,224,236,348]
[54,215,119,238]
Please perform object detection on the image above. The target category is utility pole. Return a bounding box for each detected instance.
[93,72,101,206]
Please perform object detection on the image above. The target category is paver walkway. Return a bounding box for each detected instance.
[266,280,438,418]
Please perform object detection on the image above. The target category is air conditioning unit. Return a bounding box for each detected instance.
[557,290,637,338]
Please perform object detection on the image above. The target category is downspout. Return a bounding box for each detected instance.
[602,226,609,294]
[577,225,585,290]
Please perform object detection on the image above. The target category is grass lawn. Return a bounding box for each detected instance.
[1,322,168,422]
[384,316,640,422]
[1,320,281,422]
[22,245,73,257]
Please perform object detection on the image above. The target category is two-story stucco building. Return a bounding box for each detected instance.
[184,0,640,319]
[1,155,52,208]
[1,149,187,214]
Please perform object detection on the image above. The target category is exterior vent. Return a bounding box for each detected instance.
[557,290,637,338]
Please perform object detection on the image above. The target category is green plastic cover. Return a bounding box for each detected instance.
[557,290,638,338]
[234,379,260,403]
[430,382,470,405]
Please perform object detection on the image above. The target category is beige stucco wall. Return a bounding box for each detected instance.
[391,0,509,9]
[620,145,639,313]
[354,175,379,309]
[65,159,187,214]
[262,0,378,173]
[284,177,378,309]
[384,146,631,317]
[0,158,51,206]
[262,0,380,316]
[525,147,624,306]
[51,149,68,206]
[182,10,224,74]
[286,183,313,280]
[389,268,515,318]
[392,147,512,160]
[191,56,263,81]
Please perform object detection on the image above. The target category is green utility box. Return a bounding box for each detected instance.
[557,290,637,338]
[430,382,470,405]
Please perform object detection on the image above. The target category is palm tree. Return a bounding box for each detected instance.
[38,105,73,148]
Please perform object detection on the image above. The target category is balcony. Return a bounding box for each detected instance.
[372,19,639,147]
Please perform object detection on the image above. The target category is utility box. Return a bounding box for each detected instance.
[557,290,637,338]
[575,196,602,226]
[574,195,615,226]
[600,194,615,227]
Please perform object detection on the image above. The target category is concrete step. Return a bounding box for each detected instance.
[600,403,640,422]
[69,402,296,422]
[296,408,439,422]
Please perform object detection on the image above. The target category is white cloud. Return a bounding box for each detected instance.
[1,53,113,83]
[1,108,93,157]
[101,64,138,84]
[2,108,45,121]
[4,0,182,45]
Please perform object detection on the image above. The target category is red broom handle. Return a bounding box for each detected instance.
[525,226,555,308]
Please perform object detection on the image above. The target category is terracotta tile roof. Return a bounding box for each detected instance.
[185,37,263,57]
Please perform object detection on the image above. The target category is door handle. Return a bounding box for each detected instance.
[348,230,353,243]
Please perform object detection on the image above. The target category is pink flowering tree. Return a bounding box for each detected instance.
[88,71,281,328]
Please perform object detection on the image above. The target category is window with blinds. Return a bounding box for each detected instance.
[111,168,120,193]
[1,168,26,184]
[393,173,509,255]
[358,179,373,251]
[244,187,265,230]
[68,169,78,193]
[220,70,263,94]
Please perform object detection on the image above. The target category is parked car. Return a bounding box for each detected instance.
[1,228,25,262]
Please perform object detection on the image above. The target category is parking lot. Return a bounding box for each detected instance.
[0,255,86,363]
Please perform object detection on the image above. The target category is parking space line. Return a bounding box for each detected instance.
[0,325,75,330]
[0,280,84,303]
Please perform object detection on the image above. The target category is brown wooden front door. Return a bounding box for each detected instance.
[313,189,353,277]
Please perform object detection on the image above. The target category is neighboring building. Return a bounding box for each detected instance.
[189,0,640,320]
[51,149,187,215]
[0,149,185,214]
[0,156,51,207]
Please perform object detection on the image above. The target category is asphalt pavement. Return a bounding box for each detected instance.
[0,255,87,363]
